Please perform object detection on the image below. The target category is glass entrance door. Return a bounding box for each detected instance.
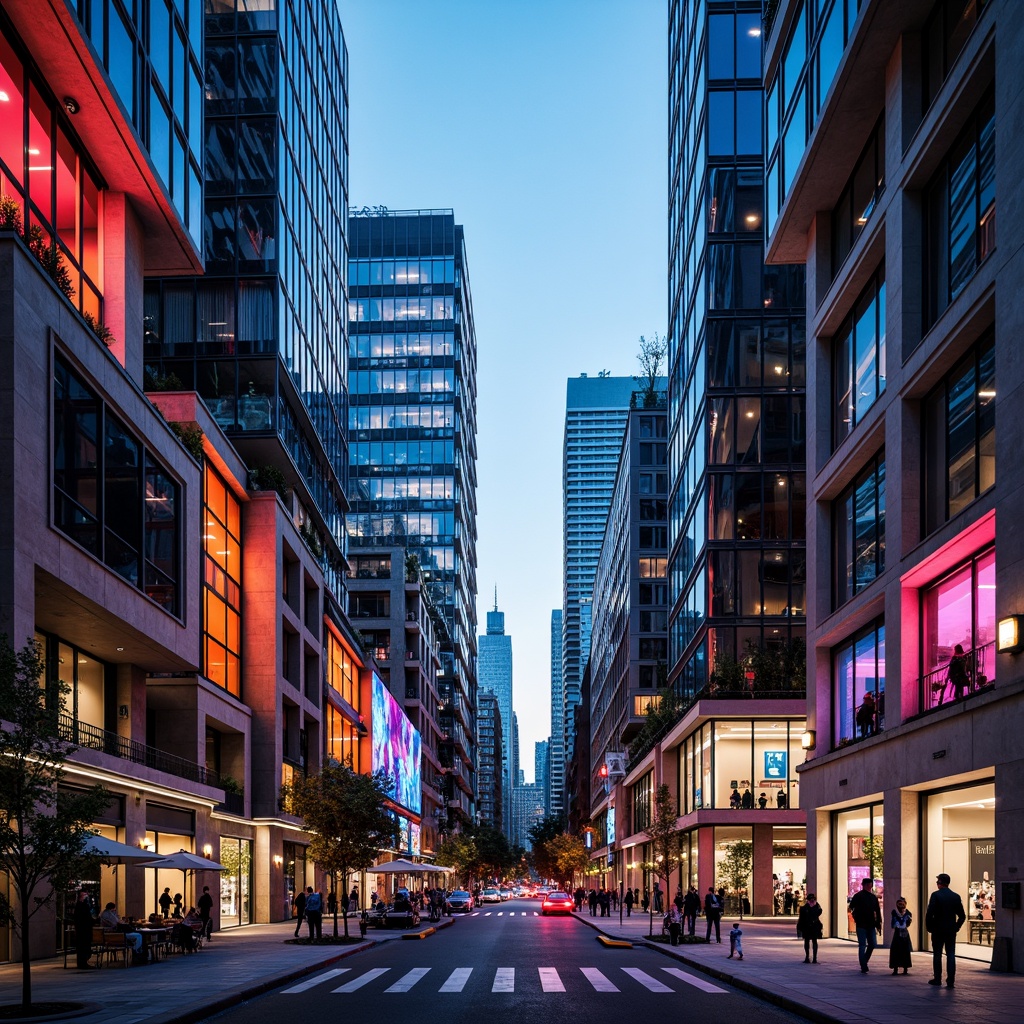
[219,837,253,928]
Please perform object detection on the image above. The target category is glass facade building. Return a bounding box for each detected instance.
[143,0,350,596]
[347,209,479,828]
[479,601,514,838]
[666,0,806,702]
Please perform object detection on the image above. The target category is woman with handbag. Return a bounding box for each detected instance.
[889,897,913,974]
[797,893,823,963]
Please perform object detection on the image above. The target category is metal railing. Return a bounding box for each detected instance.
[921,642,995,711]
[60,714,219,787]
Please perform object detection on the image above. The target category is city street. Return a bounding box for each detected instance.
[202,912,804,1024]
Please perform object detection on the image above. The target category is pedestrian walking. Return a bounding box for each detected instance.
[588,888,598,917]
[797,892,823,963]
[158,886,172,918]
[349,886,359,913]
[292,887,307,937]
[925,873,966,988]
[683,886,700,936]
[889,896,913,975]
[848,877,883,973]
[727,922,743,959]
[641,887,650,912]
[653,882,664,914]
[704,886,723,943]
[197,884,214,941]
[624,887,634,916]
[305,886,323,941]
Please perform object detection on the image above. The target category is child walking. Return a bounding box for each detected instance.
[727,922,743,960]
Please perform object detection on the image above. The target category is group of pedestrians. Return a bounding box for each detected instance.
[838,874,967,986]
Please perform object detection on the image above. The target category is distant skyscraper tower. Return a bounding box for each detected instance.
[476,691,502,832]
[535,740,549,796]
[479,594,514,838]
[347,210,480,829]
[549,608,564,820]
[560,375,635,808]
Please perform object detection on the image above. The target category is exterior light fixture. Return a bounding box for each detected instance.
[63,96,80,115]
[998,616,1024,653]
[274,854,283,867]
[801,730,816,751]
[203,844,213,859]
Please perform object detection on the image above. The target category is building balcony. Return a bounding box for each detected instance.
[61,714,218,787]
[919,641,996,714]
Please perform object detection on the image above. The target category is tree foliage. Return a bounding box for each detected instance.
[717,840,754,908]
[287,762,399,937]
[710,638,806,695]
[527,816,565,882]
[547,833,588,887]
[434,832,477,888]
[0,636,110,1006]
[627,686,684,765]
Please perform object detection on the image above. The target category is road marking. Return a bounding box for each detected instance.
[622,967,674,992]
[538,968,564,992]
[580,967,619,992]
[439,967,473,992]
[492,967,515,992]
[497,911,504,916]
[385,968,431,992]
[282,968,349,993]
[471,912,480,916]
[333,968,390,992]
[484,912,492,916]
[661,968,727,993]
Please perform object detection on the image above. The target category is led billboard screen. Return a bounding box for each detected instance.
[371,674,421,814]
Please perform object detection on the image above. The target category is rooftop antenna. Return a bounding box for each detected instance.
[493,585,498,612]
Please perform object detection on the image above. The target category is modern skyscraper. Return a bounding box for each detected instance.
[479,596,514,837]
[548,609,564,820]
[535,739,549,798]
[560,375,636,813]
[765,0,1021,969]
[476,691,502,832]
[347,209,479,830]
[666,0,806,700]
[145,0,351,600]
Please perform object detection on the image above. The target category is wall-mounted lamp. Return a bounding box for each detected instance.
[202,844,213,859]
[63,96,80,115]
[998,616,1024,653]
[139,837,153,851]
[273,855,283,867]
[119,704,130,719]
[801,730,816,751]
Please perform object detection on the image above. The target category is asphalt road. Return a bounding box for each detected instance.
[204,905,806,1024]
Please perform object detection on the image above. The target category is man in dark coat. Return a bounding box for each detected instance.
[683,886,701,936]
[704,886,723,943]
[292,887,306,937]
[848,877,882,972]
[197,885,214,940]
[925,873,966,988]
[73,891,96,969]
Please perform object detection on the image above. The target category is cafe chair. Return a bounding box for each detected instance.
[99,931,131,968]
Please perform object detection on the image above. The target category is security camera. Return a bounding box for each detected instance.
[63,96,80,115]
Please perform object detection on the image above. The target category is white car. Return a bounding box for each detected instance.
[480,888,502,904]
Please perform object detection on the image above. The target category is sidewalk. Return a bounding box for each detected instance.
[579,910,1021,1024]
[0,918,408,1024]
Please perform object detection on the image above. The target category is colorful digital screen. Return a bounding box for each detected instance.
[371,674,421,814]
[606,805,616,848]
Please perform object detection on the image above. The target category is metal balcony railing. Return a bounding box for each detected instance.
[921,642,995,711]
[60,714,219,787]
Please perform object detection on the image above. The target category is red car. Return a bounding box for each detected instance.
[541,891,574,916]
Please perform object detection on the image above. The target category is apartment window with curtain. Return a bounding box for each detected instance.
[833,268,886,448]
[924,91,995,327]
[834,454,885,608]
[922,331,995,533]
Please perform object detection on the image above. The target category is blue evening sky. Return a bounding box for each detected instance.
[341,0,667,780]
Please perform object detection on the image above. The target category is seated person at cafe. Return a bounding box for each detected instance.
[99,902,142,954]
[173,908,202,951]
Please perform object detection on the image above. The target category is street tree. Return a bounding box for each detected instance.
[547,833,589,890]
[287,762,398,938]
[527,816,564,883]
[471,825,513,883]
[434,832,478,889]
[644,783,680,936]
[0,635,110,1009]
[717,840,754,918]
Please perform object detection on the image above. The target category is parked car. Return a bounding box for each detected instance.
[447,890,474,913]
[480,888,502,904]
[541,891,574,916]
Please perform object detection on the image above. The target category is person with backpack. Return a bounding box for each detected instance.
[704,886,723,943]
[304,886,323,941]
[292,887,306,937]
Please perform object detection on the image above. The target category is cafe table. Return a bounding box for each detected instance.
[136,927,170,962]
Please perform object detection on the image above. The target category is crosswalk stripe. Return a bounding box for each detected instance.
[661,968,727,993]
[539,968,564,992]
[439,967,473,992]
[492,967,515,992]
[497,911,504,916]
[333,968,390,992]
[580,967,619,992]
[622,967,674,993]
[385,968,430,993]
[282,968,349,993]
[484,912,492,916]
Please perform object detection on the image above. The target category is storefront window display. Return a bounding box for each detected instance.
[219,837,253,928]
[715,826,753,915]
[772,826,807,915]
[923,781,995,960]
[834,803,884,938]
[679,719,805,810]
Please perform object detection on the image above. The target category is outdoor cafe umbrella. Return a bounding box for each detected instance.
[142,849,227,908]
[371,858,450,875]
[82,833,161,864]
